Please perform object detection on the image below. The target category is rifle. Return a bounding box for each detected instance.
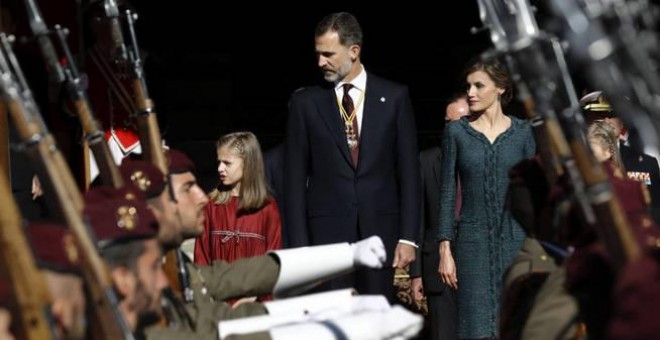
[476,0,640,269]
[548,0,660,163]
[0,33,135,340]
[104,6,191,302]
[18,0,83,212]
[102,0,129,65]
[123,9,167,174]
[23,0,124,189]
[0,164,55,339]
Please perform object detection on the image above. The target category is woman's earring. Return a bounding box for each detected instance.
[497,94,501,102]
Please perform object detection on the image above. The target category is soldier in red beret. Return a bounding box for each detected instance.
[118,150,394,339]
[83,186,168,335]
[25,223,86,340]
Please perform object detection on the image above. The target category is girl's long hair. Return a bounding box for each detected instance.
[209,131,269,211]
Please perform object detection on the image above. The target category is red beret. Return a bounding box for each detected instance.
[608,256,660,339]
[166,149,196,174]
[26,222,81,275]
[83,186,158,249]
[119,158,167,199]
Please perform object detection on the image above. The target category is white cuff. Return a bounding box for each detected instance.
[398,239,418,248]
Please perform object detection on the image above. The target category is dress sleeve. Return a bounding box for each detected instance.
[194,201,214,265]
[437,125,458,241]
[523,123,537,158]
[266,200,282,250]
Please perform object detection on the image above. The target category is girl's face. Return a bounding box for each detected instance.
[466,70,504,112]
[589,138,612,162]
[217,146,244,188]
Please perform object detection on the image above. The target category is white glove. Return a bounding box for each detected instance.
[269,305,423,340]
[350,236,386,269]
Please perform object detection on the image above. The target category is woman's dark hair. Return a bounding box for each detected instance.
[464,58,513,106]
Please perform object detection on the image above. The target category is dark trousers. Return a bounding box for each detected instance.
[427,288,458,340]
[315,266,396,303]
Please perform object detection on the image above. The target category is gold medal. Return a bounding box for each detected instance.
[337,86,365,150]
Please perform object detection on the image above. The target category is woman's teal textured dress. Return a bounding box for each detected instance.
[437,116,536,338]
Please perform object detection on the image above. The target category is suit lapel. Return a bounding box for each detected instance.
[358,75,381,172]
[316,88,353,166]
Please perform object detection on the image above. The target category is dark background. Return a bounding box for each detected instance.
[8,1,492,191]
[129,2,492,189]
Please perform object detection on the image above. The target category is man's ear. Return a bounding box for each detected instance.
[111,267,135,298]
[146,203,162,220]
[349,45,361,62]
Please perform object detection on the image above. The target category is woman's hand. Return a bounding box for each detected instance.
[438,241,458,290]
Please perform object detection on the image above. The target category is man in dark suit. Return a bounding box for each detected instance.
[409,94,467,340]
[263,143,288,248]
[284,12,420,301]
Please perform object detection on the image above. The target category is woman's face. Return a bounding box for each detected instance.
[217,146,244,188]
[466,70,504,112]
[589,138,612,162]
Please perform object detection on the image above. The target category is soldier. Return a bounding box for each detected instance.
[580,91,660,223]
[0,221,112,339]
[25,223,87,339]
[82,185,168,336]
[118,150,397,339]
[500,158,579,340]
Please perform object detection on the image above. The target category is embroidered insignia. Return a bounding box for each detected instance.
[116,205,138,230]
[130,171,151,192]
[627,171,652,186]
[62,233,79,264]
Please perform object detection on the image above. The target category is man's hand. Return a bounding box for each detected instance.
[411,277,424,303]
[351,236,386,269]
[392,243,416,269]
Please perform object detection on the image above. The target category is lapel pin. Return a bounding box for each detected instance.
[380,97,386,102]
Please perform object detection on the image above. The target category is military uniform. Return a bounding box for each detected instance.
[620,144,660,223]
[119,151,279,339]
[500,158,580,340]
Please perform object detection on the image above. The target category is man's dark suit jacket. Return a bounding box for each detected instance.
[620,144,660,223]
[410,147,447,293]
[284,73,420,265]
[263,143,288,248]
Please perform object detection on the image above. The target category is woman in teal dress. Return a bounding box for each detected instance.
[437,59,536,339]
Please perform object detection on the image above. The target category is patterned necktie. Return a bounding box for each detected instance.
[342,83,359,167]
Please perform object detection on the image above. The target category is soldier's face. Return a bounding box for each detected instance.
[604,117,624,137]
[316,31,358,83]
[130,239,168,330]
[44,271,86,340]
[149,191,181,248]
[171,172,209,239]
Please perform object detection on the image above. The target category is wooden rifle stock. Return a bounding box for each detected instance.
[0,104,8,185]
[122,9,188,300]
[0,34,135,340]
[0,165,55,339]
[475,0,640,270]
